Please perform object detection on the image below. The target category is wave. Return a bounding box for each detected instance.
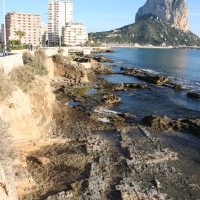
[169,77,200,90]
[93,108,121,114]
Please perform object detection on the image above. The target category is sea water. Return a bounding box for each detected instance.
[98,48,200,120]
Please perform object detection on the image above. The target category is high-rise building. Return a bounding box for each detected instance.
[5,12,41,45]
[48,0,73,45]
[62,23,88,46]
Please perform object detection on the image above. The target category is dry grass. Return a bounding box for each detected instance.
[57,48,65,54]
[52,53,73,64]
[22,50,48,76]
[0,68,15,101]
[10,65,35,92]
[11,50,48,92]
[52,54,64,64]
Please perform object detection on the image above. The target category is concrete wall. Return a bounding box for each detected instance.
[0,53,23,73]
[0,47,69,73]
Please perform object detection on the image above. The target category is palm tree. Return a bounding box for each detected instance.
[15,30,26,45]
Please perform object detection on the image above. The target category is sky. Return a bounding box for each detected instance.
[0,0,200,37]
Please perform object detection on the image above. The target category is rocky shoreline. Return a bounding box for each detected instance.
[18,51,200,200]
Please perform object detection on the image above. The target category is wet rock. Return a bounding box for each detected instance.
[120,67,131,70]
[91,62,112,74]
[118,113,136,119]
[183,117,200,135]
[142,115,172,132]
[103,93,121,104]
[187,90,200,100]
[136,73,169,85]
[121,67,143,74]
[74,57,91,63]
[123,82,147,89]
[173,84,183,90]
[92,55,113,63]
[91,48,115,53]
[142,115,200,136]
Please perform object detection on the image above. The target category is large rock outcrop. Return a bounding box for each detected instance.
[135,0,189,32]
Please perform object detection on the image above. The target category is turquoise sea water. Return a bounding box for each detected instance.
[99,48,200,120]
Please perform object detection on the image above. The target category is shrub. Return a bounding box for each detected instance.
[58,48,65,54]
[22,51,35,65]
[10,65,35,92]
[0,68,15,101]
[22,51,48,76]
[52,53,73,63]
[34,50,47,63]
[52,54,64,64]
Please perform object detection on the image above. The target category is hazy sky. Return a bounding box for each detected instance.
[0,0,200,37]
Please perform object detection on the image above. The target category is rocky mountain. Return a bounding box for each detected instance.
[89,17,200,46]
[135,0,189,32]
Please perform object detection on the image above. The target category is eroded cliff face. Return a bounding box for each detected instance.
[0,57,57,199]
[135,0,189,32]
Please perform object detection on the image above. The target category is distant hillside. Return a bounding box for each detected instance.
[89,17,200,46]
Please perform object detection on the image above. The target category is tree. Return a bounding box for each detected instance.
[15,30,26,45]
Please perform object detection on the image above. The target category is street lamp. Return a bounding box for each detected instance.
[2,0,7,46]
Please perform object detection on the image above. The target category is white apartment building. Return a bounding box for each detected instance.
[5,12,41,45]
[48,0,73,45]
[62,23,88,46]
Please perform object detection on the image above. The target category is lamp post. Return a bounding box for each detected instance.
[2,0,7,46]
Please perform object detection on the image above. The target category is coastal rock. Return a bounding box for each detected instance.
[92,55,113,63]
[142,115,172,132]
[53,61,89,85]
[91,48,115,53]
[136,73,169,85]
[90,60,112,74]
[135,0,189,32]
[142,115,200,135]
[187,90,200,100]
[103,93,121,105]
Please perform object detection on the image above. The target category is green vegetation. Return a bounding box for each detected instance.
[15,30,26,45]
[89,17,200,46]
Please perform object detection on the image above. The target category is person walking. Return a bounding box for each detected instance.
[27,43,31,51]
